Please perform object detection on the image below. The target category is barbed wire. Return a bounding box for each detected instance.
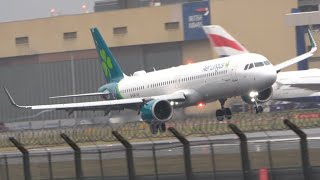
[0,109,319,148]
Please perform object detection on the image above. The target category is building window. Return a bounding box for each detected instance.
[311,24,320,32]
[15,36,29,45]
[113,26,127,34]
[165,22,179,30]
[63,32,77,40]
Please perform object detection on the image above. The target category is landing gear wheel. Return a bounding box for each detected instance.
[159,123,167,133]
[255,106,263,114]
[224,108,232,120]
[150,124,158,134]
[216,109,224,121]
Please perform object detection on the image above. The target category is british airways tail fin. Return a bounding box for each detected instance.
[91,28,124,83]
[202,25,249,57]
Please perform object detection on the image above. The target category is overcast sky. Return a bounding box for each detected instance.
[0,0,95,23]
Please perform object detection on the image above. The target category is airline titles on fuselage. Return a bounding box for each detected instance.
[202,61,229,72]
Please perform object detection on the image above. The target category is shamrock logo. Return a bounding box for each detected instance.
[99,49,113,78]
[225,61,230,68]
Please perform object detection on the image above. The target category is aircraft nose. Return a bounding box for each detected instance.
[259,68,277,87]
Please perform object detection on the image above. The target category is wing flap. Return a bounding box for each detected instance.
[30,98,144,110]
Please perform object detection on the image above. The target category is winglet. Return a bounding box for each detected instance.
[3,87,28,109]
[307,28,317,53]
[274,28,317,72]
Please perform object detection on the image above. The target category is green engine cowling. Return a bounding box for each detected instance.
[140,99,173,123]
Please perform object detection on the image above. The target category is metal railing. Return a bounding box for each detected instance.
[0,109,320,148]
[0,118,320,180]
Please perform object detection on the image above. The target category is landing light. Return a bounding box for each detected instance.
[170,101,174,106]
[186,58,193,65]
[198,102,204,108]
[251,98,255,102]
[249,91,258,98]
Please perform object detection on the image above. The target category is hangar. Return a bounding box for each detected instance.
[0,0,318,121]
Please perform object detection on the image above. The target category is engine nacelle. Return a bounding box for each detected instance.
[241,87,273,104]
[140,99,173,123]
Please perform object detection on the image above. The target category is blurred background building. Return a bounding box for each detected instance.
[0,0,319,122]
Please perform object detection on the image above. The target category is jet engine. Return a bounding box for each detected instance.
[140,99,173,123]
[241,87,273,104]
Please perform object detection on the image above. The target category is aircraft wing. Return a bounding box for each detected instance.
[274,29,317,72]
[289,84,320,91]
[4,87,185,111]
[49,91,110,99]
[279,80,320,91]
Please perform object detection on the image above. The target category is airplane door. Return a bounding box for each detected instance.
[231,65,238,82]
[175,75,182,89]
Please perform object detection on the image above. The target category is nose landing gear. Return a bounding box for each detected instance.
[254,105,263,114]
[215,99,232,121]
[251,97,263,114]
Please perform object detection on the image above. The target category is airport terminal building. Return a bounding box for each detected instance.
[0,0,318,121]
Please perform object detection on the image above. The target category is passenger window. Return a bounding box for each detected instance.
[248,63,254,69]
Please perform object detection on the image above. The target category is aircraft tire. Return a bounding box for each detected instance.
[159,122,166,133]
[216,109,224,121]
[224,108,232,120]
[150,124,158,134]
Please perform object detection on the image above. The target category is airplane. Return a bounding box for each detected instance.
[4,26,316,134]
[203,25,319,112]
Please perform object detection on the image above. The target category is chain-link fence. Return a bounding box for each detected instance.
[0,123,320,180]
[0,109,320,148]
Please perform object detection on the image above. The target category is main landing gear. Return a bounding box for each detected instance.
[149,121,167,134]
[215,99,232,121]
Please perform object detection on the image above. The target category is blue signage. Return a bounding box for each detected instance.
[183,1,211,41]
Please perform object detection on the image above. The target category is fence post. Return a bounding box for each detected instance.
[60,133,83,180]
[4,155,10,180]
[112,131,136,180]
[267,141,274,180]
[97,148,105,179]
[228,124,252,180]
[9,137,31,180]
[47,151,53,180]
[209,143,217,180]
[283,119,312,180]
[152,143,159,180]
[168,127,193,180]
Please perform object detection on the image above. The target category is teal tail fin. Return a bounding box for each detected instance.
[91,27,124,83]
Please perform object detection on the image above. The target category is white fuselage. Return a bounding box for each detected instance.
[272,69,320,102]
[114,53,277,107]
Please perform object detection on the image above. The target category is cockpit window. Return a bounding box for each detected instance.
[248,63,254,69]
[244,64,249,70]
[254,62,264,67]
[263,60,271,65]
